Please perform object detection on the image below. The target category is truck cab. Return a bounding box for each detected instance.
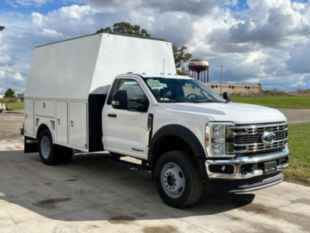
[101,73,289,207]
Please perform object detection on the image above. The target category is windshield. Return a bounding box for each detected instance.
[144,78,225,103]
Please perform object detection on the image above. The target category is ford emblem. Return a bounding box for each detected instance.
[261,131,276,144]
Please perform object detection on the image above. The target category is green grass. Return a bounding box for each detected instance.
[285,122,310,186]
[233,96,310,109]
[5,102,24,111]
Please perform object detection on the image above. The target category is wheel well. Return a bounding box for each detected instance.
[149,125,208,178]
[151,135,193,165]
[36,124,49,139]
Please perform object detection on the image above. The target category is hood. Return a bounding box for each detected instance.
[165,102,287,124]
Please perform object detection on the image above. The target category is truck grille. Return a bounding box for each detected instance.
[227,122,288,155]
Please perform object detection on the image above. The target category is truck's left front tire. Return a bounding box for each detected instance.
[154,150,203,208]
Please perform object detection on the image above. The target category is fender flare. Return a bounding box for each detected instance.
[148,124,207,178]
[36,123,54,142]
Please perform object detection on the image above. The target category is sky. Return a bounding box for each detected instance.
[0,0,310,94]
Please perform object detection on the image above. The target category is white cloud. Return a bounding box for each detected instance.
[31,12,43,27]
[6,0,52,7]
[0,34,11,64]
[141,0,220,15]
[287,42,310,73]
[0,70,5,79]
[12,72,23,81]
[30,5,100,37]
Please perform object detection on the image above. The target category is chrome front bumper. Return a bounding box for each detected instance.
[206,149,289,179]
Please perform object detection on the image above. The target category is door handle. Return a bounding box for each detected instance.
[108,113,117,118]
[70,120,74,127]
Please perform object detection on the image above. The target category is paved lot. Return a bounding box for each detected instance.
[0,149,309,233]
[278,108,310,124]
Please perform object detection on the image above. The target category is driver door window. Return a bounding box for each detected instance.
[117,79,149,112]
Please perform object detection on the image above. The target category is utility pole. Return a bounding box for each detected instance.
[220,64,223,95]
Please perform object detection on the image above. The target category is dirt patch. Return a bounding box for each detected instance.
[33,198,71,209]
[0,112,23,140]
[143,225,177,233]
[291,198,310,205]
[65,178,78,182]
[241,203,310,232]
[132,212,147,218]
[108,215,136,224]
[233,222,282,233]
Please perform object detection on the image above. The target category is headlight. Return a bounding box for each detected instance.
[205,122,235,157]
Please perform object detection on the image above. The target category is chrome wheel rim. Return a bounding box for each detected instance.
[40,136,51,159]
[161,162,185,198]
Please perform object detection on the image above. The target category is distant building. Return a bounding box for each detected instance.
[0,95,3,99]
[188,59,263,96]
[206,82,262,95]
[16,93,24,102]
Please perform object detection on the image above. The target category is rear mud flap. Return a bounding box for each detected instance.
[24,137,38,153]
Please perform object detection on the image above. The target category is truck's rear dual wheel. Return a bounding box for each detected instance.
[38,129,72,165]
[154,150,203,208]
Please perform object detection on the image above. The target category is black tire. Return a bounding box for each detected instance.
[38,128,59,165]
[38,129,73,165]
[154,150,203,208]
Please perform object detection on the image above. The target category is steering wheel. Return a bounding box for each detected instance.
[186,93,199,99]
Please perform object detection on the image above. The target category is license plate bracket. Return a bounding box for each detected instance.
[264,161,278,175]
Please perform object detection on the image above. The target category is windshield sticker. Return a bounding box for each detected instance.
[147,79,167,90]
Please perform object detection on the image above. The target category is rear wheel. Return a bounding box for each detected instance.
[38,128,72,165]
[38,129,58,165]
[154,150,203,208]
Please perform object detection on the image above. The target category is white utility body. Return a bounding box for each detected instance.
[24,33,289,208]
[24,33,175,152]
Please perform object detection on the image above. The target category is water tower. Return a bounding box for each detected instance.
[188,59,209,82]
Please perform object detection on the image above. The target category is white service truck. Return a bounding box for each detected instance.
[24,33,289,208]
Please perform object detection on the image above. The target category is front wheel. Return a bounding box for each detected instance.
[154,150,203,208]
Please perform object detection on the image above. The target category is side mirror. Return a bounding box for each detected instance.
[112,90,128,110]
[223,92,232,102]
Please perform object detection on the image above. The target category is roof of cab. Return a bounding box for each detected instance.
[118,73,192,80]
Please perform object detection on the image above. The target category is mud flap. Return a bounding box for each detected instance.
[24,137,38,153]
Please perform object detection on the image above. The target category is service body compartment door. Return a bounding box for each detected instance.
[56,101,68,144]
[34,100,55,117]
[24,99,34,137]
[69,101,87,149]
